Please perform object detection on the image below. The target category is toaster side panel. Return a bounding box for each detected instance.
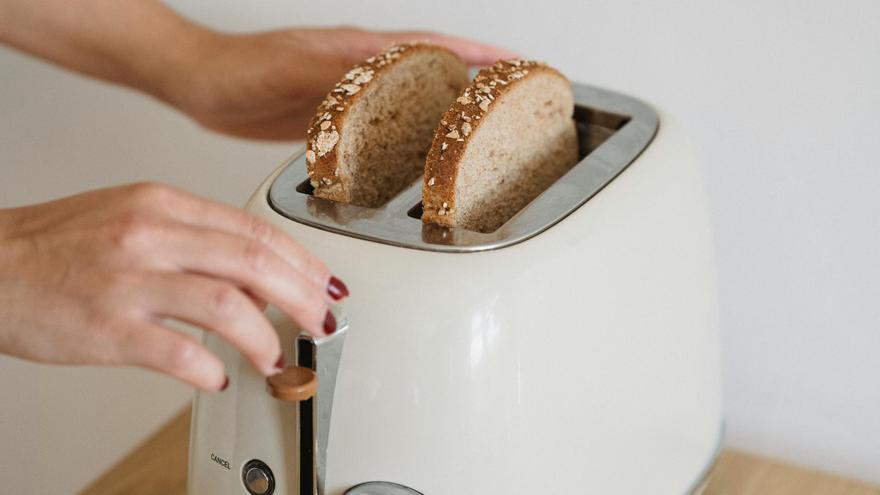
[189,309,303,495]
[479,111,723,494]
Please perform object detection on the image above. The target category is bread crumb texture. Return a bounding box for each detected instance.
[306,43,468,207]
[422,59,579,233]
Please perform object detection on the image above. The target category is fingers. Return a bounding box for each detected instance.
[157,223,334,338]
[141,273,282,376]
[197,111,316,141]
[378,31,520,66]
[130,183,335,295]
[122,322,227,392]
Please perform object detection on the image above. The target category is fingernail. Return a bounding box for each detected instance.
[323,310,337,335]
[327,276,349,301]
[275,355,286,370]
[220,376,229,392]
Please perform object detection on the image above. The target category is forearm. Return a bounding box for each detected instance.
[0,0,213,104]
[0,3,517,140]
[0,213,9,246]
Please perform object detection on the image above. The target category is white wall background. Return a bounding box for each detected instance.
[1,0,878,493]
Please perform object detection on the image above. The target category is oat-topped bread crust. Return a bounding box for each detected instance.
[422,59,579,232]
[306,43,468,207]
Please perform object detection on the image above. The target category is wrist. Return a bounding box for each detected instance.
[128,20,223,114]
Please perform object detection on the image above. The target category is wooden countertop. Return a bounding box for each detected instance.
[79,407,880,495]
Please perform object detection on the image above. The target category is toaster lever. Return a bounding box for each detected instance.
[266,366,318,402]
[297,317,349,495]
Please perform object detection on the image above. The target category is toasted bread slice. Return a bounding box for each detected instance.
[306,43,469,207]
[422,60,579,233]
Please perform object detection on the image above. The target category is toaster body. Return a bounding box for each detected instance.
[189,84,722,495]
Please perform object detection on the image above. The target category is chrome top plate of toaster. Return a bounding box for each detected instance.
[268,82,659,253]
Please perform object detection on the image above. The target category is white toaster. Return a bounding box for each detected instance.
[188,82,723,495]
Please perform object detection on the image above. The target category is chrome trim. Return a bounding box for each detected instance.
[268,82,659,253]
[298,316,348,495]
[344,481,423,495]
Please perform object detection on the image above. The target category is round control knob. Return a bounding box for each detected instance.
[242,459,275,495]
[266,365,318,401]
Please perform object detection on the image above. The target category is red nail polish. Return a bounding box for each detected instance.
[324,310,337,335]
[275,355,286,370]
[220,376,229,392]
[327,276,350,301]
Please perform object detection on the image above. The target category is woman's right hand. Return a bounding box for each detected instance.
[0,182,348,391]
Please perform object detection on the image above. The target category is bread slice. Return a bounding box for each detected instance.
[306,43,469,207]
[421,60,579,233]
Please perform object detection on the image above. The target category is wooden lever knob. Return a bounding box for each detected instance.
[266,366,318,401]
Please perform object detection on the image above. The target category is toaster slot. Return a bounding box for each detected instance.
[296,180,316,196]
[268,82,658,252]
[574,105,630,156]
[293,163,424,213]
[406,202,423,220]
[402,105,631,226]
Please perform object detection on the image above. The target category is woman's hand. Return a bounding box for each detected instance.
[0,183,348,391]
[170,27,519,140]
[0,1,517,141]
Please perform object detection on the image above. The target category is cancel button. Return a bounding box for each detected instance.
[242,459,274,495]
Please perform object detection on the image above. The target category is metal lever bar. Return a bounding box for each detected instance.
[298,318,349,495]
